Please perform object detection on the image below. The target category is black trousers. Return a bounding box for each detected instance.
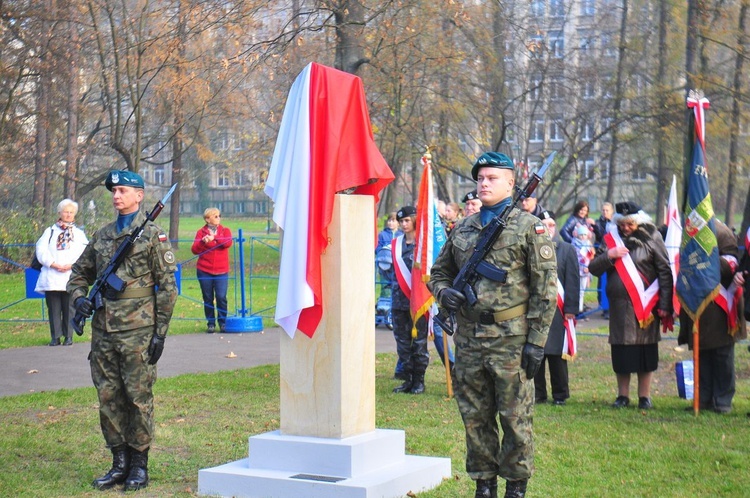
[45,291,71,342]
[534,354,569,401]
[698,344,735,410]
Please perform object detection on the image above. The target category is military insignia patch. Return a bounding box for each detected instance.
[158,233,167,242]
[539,244,554,260]
[164,250,175,264]
[534,223,546,234]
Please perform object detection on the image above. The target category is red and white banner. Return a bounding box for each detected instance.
[664,175,681,315]
[603,230,660,328]
[265,62,394,338]
[557,279,577,360]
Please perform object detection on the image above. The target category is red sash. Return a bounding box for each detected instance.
[603,231,660,328]
[392,235,411,299]
[557,279,577,360]
[715,282,741,334]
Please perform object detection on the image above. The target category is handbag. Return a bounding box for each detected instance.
[30,227,54,271]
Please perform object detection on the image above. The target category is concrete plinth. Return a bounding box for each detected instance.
[198,429,451,498]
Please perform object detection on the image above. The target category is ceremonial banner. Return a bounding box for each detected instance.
[265,62,394,338]
[413,153,447,337]
[676,92,720,324]
[665,175,681,315]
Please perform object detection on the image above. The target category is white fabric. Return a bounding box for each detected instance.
[34,224,88,293]
[264,63,313,338]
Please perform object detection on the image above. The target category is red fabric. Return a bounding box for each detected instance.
[191,225,233,274]
[297,62,394,337]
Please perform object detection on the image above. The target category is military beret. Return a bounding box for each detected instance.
[540,210,555,221]
[462,190,479,203]
[105,170,145,191]
[471,152,514,181]
[615,201,641,216]
[396,206,417,220]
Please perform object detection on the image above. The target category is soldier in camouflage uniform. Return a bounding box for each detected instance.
[428,152,557,498]
[68,170,177,492]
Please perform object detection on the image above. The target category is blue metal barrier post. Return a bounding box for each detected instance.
[224,228,264,332]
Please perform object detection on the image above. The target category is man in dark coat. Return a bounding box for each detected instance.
[534,210,580,406]
[678,219,747,413]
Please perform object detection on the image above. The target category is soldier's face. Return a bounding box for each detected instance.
[112,186,144,215]
[476,167,514,207]
[399,217,414,234]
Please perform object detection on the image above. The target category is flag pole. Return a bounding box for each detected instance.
[693,322,700,414]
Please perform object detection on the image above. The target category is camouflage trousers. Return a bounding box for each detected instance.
[453,332,535,481]
[90,325,157,452]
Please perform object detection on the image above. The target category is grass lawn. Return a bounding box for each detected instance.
[0,331,749,497]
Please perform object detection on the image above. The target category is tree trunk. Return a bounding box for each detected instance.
[64,2,80,199]
[726,0,748,228]
[605,0,629,203]
[654,0,670,226]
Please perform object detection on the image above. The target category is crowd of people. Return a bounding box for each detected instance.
[25,156,750,498]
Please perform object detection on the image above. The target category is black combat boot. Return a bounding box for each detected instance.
[504,478,528,498]
[123,448,149,491]
[92,445,130,490]
[475,477,498,498]
[393,374,413,393]
[409,372,425,394]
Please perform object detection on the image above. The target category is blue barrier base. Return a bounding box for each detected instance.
[224,316,263,333]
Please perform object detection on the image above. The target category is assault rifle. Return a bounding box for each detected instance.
[71,183,177,336]
[435,151,556,335]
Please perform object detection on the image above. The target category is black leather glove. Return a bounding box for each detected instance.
[521,343,545,380]
[74,296,94,318]
[439,288,466,312]
[147,335,165,365]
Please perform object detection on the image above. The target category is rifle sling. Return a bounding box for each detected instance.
[114,287,155,300]
[461,302,528,325]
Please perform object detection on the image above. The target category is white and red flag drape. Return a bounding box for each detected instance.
[665,175,681,315]
[264,62,394,338]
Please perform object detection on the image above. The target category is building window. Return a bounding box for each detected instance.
[550,121,564,142]
[583,80,596,99]
[584,158,596,180]
[528,35,544,58]
[154,167,165,185]
[549,78,564,100]
[581,0,595,16]
[579,34,594,57]
[632,162,647,181]
[236,202,246,214]
[217,168,230,187]
[531,120,545,142]
[530,76,542,101]
[550,0,565,17]
[549,32,564,58]
[602,33,616,57]
[531,0,545,18]
[581,121,594,141]
[234,170,244,186]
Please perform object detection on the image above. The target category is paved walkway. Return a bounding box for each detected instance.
[0,326,401,398]
[0,314,614,398]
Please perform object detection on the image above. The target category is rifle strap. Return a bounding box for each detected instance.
[115,287,155,299]
[461,302,528,325]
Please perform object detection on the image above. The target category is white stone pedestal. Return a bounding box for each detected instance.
[198,429,451,497]
[198,195,451,497]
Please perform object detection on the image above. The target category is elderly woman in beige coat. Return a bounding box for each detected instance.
[589,202,673,410]
[35,199,88,345]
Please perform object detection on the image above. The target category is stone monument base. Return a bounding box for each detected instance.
[198,429,451,497]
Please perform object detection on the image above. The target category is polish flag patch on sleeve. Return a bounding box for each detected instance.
[534,223,546,234]
[158,233,168,242]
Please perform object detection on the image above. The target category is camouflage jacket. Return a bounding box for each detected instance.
[68,210,177,337]
[428,207,557,347]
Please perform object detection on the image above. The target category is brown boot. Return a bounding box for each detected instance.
[92,445,130,490]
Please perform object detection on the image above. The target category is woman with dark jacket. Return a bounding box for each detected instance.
[191,207,233,333]
[589,202,673,410]
[560,200,597,243]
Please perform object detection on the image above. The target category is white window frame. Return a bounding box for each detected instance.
[550,121,564,142]
[531,120,545,143]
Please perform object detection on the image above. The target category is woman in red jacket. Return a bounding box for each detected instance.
[191,208,233,333]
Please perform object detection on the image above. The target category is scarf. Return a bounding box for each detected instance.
[207,224,219,235]
[56,221,75,250]
[479,197,512,226]
[116,212,138,234]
